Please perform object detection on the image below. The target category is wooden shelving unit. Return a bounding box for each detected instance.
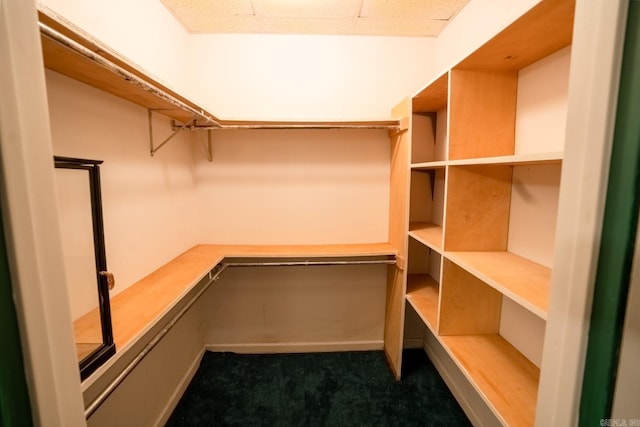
[387,0,576,424]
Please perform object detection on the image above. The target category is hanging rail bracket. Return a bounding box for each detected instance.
[148,109,197,157]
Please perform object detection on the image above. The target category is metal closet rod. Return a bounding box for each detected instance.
[85,264,227,419]
[223,259,396,267]
[83,255,395,418]
[171,121,402,131]
[38,22,223,128]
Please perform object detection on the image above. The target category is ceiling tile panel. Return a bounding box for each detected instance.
[359,0,469,20]
[181,16,260,34]
[256,17,356,35]
[161,0,254,17]
[355,17,446,37]
[251,0,362,19]
[160,0,469,36]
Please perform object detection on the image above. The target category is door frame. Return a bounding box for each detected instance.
[0,0,86,425]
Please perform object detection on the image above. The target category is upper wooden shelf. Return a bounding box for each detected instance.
[74,243,397,359]
[38,8,215,125]
[455,0,575,71]
[38,7,400,131]
[412,72,449,113]
[446,251,551,319]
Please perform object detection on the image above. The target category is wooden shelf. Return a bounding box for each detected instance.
[441,334,540,426]
[411,160,447,169]
[409,222,443,253]
[214,243,397,258]
[448,151,563,166]
[74,243,397,353]
[455,0,574,71]
[38,9,216,125]
[406,274,439,332]
[446,251,550,319]
[413,72,449,113]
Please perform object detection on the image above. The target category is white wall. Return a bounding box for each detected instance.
[46,70,200,297]
[188,33,435,120]
[196,129,390,245]
[203,265,387,352]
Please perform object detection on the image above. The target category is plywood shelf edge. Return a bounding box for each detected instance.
[448,151,563,166]
[411,160,448,169]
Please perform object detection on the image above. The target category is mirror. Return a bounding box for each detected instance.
[53,157,115,380]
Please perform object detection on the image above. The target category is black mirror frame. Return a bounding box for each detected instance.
[54,156,115,380]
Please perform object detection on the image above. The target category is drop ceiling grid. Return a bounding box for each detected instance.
[160,0,469,37]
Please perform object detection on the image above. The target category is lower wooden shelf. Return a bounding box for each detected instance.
[74,243,397,355]
[406,274,439,331]
[408,222,443,252]
[440,334,540,427]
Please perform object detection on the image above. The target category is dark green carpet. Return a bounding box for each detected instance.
[166,349,470,426]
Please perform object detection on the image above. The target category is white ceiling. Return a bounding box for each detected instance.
[160,0,470,37]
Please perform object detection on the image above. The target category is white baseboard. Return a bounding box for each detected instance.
[154,346,206,427]
[205,340,384,354]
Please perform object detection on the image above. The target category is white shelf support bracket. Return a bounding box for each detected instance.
[148,109,197,157]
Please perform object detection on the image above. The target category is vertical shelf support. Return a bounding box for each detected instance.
[427,112,438,145]
[206,130,213,162]
[148,109,197,157]
[426,169,436,201]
